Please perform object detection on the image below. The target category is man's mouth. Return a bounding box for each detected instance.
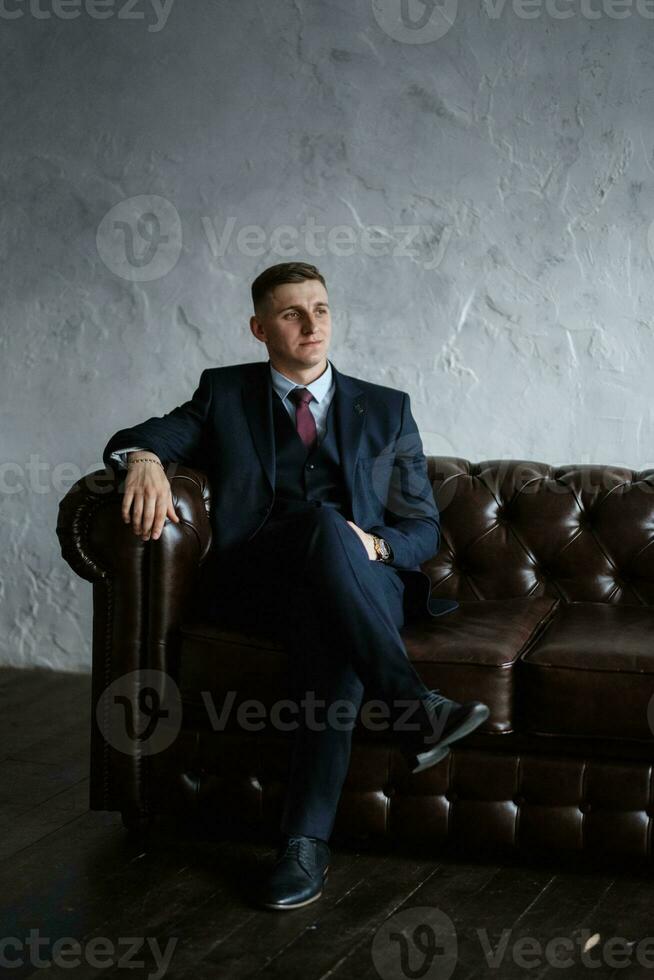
[301,340,322,346]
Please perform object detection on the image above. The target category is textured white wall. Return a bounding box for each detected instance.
[3,1,654,669]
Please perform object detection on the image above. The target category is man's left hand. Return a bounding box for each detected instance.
[346,520,378,560]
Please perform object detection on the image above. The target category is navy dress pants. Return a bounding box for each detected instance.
[203,504,430,842]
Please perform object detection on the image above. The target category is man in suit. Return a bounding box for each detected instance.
[103,261,489,911]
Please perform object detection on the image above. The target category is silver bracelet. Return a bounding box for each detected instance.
[128,458,164,468]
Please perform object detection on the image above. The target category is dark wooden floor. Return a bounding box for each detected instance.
[2,667,654,979]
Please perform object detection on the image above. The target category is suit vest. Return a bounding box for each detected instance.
[269,390,353,521]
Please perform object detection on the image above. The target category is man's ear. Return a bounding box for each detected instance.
[249,315,264,342]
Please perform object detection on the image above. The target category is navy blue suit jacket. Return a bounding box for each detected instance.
[103,360,459,621]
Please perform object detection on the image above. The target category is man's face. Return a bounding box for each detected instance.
[249,279,331,374]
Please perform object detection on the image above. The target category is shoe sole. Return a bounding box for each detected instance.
[260,868,329,911]
[407,703,491,774]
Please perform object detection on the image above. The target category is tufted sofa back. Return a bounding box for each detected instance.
[423,458,654,605]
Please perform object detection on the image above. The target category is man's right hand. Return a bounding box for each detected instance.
[122,451,180,541]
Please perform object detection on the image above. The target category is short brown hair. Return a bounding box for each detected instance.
[251,262,326,312]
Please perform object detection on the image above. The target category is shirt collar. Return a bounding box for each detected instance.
[269,358,334,404]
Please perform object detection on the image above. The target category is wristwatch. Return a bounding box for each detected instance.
[372,535,393,562]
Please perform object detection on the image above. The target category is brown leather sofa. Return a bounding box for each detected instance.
[57,457,654,861]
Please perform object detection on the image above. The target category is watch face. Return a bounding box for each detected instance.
[379,539,391,559]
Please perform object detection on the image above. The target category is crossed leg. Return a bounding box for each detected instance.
[204,506,429,840]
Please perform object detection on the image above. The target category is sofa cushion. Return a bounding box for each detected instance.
[178,620,288,716]
[518,601,654,739]
[401,596,559,733]
[178,596,559,736]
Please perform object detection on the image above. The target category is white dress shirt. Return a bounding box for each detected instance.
[270,358,334,443]
[109,359,335,468]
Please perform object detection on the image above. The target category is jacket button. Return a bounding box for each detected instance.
[307,464,315,470]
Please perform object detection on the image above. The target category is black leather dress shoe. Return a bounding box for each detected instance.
[399,689,490,774]
[259,834,330,911]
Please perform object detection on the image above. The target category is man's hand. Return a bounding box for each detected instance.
[346,520,378,560]
[122,451,180,542]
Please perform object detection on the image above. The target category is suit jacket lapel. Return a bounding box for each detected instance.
[240,359,367,503]
[241,361,275,493]
[332,363,366,506]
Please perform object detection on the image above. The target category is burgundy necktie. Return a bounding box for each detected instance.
[289,387,317,452]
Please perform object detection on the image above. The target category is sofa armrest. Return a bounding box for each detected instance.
[57,462,212,572]
[56,463,212,814]
[57,463,212,646]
